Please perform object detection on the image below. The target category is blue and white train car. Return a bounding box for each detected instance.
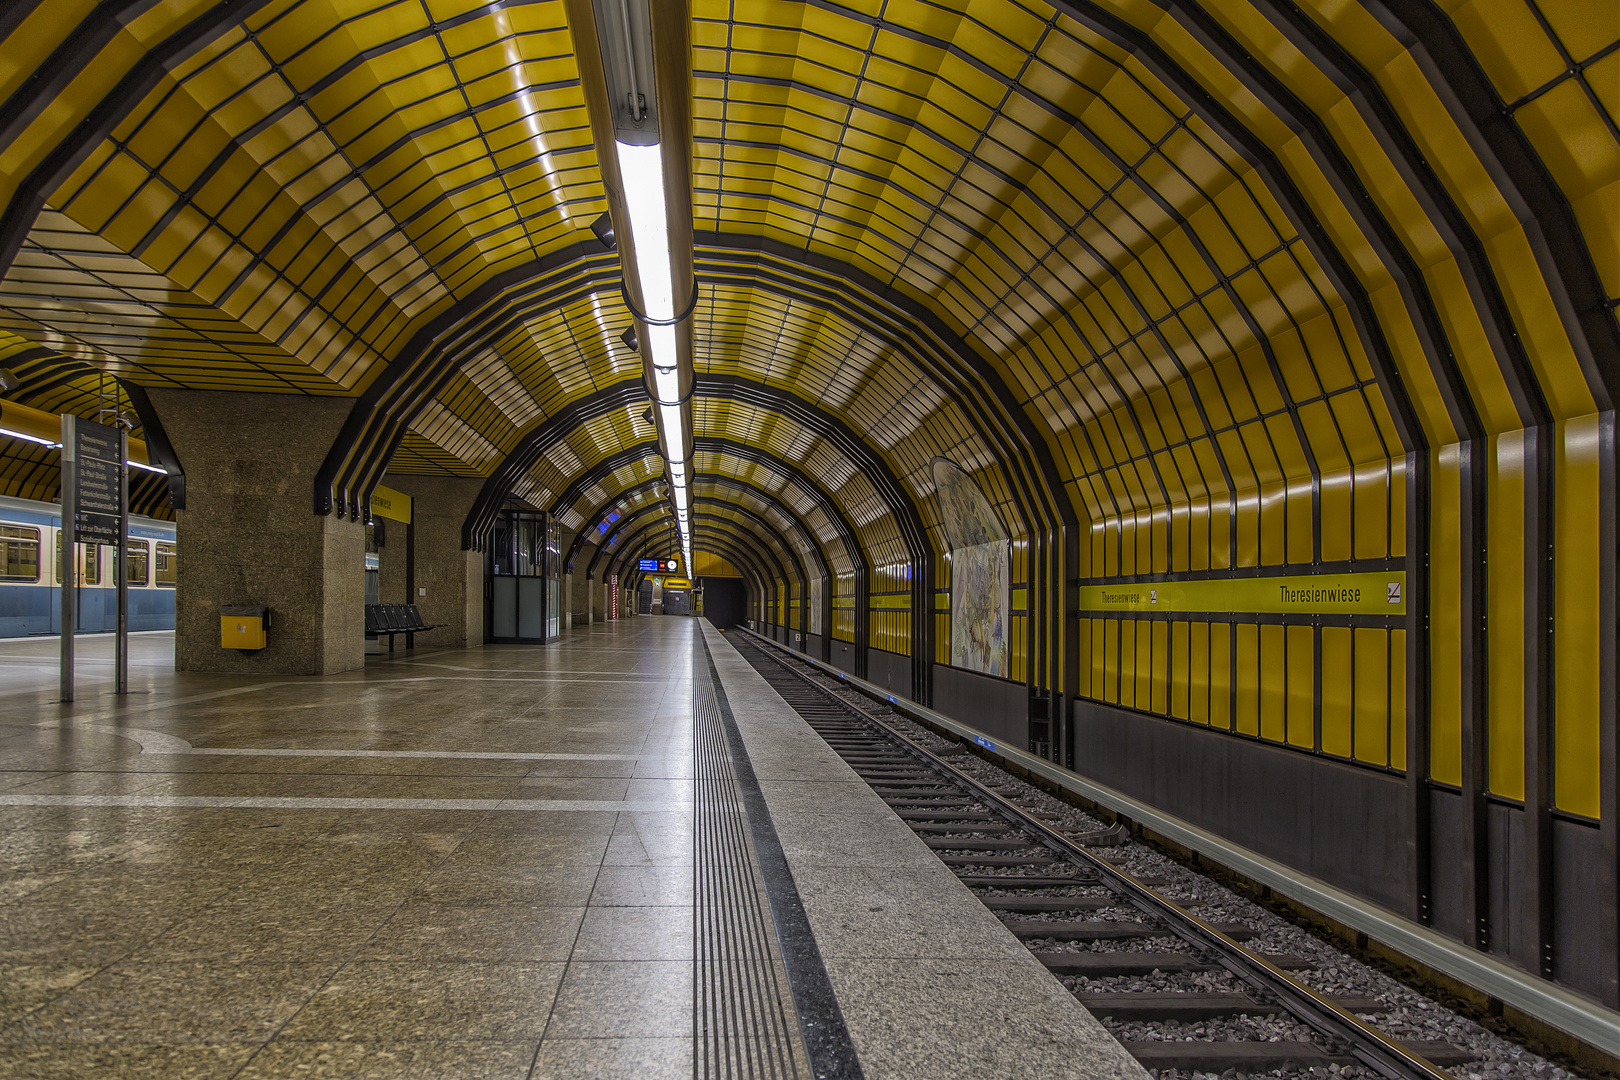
[0,494,177,637]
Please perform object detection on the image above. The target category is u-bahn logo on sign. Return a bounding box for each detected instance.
[1387,581,1401,604]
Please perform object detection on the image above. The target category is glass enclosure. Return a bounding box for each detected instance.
[486,510,561,643]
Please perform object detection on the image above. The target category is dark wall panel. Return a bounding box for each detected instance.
[1487,802,1528,963]
[830,638,857,674]
[866,648,909,696]
[934,664,1027,749]
[1427,788,1470,942]
[1552,817,1613,1002]
[700,577,745,628]
[1072,700,1410,911]
[805,632,823,658]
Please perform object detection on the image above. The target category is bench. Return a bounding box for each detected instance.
[365,603,447,652]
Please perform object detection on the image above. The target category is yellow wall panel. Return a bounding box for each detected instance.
[1390,629,1408,772]
[1354,627,1390,766]
[1102,618,1119,704]
[1286,480,1315,565]
[1260,623,1287,741]
[1151,620,1170,714]
[1120,618,1137,708]
[1236,622,1260,735]
[1487,431,1526,800]
[1429,445,1463,784]
[1321,469,1354,563]
[1352,463,1390,560]
[1322,626,1354,757]
[1553,413,1603,817]
[1171,620,1191,719]
[1286,624,1315,748]
[1189,621,1210,724]
[1136,620,1155,709]
[1210,622,1232,731]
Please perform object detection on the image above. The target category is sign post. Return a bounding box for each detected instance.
[116,429,129,694]
[59,416,128,702]
[59,415,75,702]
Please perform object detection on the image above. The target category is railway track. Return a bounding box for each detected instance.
[731,631,1480,1080]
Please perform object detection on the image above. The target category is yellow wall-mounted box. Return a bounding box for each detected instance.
[220,605,268,650]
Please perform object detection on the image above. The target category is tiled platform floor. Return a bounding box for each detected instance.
[0,619,1149,1080]
[0,622,699,1078]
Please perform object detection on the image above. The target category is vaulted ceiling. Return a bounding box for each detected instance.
[0,0,1612,592]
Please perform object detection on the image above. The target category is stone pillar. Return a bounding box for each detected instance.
[147,390,364,675]
[377,474,485,649]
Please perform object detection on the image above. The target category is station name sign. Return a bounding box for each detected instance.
[1077,571,1405,616]
[639,558,680,572]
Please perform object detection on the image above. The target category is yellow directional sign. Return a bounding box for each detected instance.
[1077,571,1406,616]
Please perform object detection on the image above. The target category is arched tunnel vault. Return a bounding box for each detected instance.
[1,0,1614,1006]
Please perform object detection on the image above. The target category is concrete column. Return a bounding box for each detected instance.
[568,566,592,627]
[147,390,364,675]
[377,474,485,649]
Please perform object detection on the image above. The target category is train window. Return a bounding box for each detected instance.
[155,542,177,587]
[0,525,40,582]
[55,534,102,585]
[126,540,149,586]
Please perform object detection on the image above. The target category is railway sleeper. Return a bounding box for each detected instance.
[1078,992,1386,1021]
[1036,952,1314,975]
[1121,1039,1478,1071]
[1004,920,1258,943]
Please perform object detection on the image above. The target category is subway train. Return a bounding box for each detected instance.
[0,494,176,637]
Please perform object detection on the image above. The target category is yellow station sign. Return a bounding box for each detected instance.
[370,484,412,524]
[1077,571,1406,616]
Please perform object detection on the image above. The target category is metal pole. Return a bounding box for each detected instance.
[116,429,129,694]
[59,414,76,703]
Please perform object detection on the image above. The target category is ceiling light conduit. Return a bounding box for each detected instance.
[572,0,696,572]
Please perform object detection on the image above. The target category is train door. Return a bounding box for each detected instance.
[52,531,107,633]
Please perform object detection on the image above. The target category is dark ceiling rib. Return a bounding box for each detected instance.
[459,374,929,570]
[586,503,678,580]
[694,503,811,590]
[1237,0,1553,423]
[592,500,801,594]
[554,437,862,575]
[568,471,835,593]
[0,0,283,281]
[320,243,1061,541]
[1049,0,1451,448]
[317,250,619,519]
[605,513,784,596]
[694,476,824,575]
[118,379,186,511]
[1374,0,1617,406]
[695,235,1078,535]
[569,472,830,587]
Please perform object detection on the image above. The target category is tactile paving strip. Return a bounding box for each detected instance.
[694,638,813,1080]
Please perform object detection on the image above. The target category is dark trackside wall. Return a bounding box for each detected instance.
[700,577,745,628]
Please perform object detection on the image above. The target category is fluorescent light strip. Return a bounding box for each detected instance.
[616,141,695,551]
[0,427,58,447]
[127,459,165,473]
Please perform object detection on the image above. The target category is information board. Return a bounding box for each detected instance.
[73,423,123,545]
[639,558,680,573]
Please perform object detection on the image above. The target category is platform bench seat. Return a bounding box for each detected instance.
[365,603,447,652]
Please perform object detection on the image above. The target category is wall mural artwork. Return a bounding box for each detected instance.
[931,459,1008,677]
[808,577,823,636]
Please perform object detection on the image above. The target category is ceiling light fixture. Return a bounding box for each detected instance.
[590,212,617,250]
[585,0,696,567]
